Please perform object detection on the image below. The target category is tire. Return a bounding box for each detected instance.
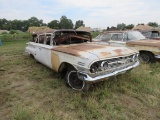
[65,69,90,91]
[30,54,34,58]
[140,52,155,63]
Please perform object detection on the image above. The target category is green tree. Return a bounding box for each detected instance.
[117,23,126,30]
[28,17,43,27]
[148,22,158,27]
[0,18,8,30]
[126,24,134,29]
[74,20,85,29]
[48,20,59,29]
[59,16,73,29]
[21,20,29,32]
[10,19,23,30]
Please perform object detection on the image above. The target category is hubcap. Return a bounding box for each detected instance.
[141,54,150,63]
[68,71,84,90]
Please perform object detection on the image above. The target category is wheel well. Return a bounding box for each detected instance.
[139,50,154,56]
[30,54,34,58]
[58,62,76,74]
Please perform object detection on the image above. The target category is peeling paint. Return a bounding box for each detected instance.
[51,51,60,72]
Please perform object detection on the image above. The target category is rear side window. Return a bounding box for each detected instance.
[142,32,150,38]
[111,34,123,41]
[46,35,51,45]
[151,32,159,37]
[39,35,45,44]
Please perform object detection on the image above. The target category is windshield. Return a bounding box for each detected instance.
[126,31,146,41]
[54,31,91,45]
[93,34,111,41]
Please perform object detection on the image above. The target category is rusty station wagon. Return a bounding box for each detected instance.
[93,30,160,63]
[25,30,139,91]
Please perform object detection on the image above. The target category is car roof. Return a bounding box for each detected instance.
[32,29,90,35]
[103,30,140,34]
[139,30,160,32]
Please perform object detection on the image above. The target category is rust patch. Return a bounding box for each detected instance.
[127,40,160,47]
[51,52,60,72]
[62,43,108,51]
[51,43,108,56]
[100,52,111,57]
[113,49,123,56]
[52,47,81,57]
[51,43,135,59]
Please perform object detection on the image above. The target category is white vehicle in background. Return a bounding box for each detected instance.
[25,30,139,91]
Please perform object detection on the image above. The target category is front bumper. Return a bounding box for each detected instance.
[78,61,139,82]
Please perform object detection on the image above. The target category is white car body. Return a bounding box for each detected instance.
[25,30,139,91]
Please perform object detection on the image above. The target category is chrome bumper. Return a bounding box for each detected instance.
[78,61,139,82]
[155,55,160,59]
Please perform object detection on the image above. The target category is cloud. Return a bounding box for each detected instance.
[0,0,159,28]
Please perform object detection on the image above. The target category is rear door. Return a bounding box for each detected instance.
[34,34,53,69]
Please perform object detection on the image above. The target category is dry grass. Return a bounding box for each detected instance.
[0,40,160,120]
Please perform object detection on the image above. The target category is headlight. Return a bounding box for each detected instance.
[90,61,109,73]
[132,53,139,62]
[90,62,99,73]
[100,61,108,70]
[90,66,98,73]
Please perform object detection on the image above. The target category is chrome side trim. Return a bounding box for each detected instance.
[155,55,160,59]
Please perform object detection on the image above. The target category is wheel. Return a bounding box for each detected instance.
[140,52,155,63]
[65,69,90,91]
[29,54,34,58]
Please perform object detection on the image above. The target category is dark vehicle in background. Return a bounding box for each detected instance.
[93,30,160,63]
[140,30,160,40]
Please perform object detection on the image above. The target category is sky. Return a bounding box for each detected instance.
[0,0,160,29]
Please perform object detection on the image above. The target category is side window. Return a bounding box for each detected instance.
[111,34,123,41]
[46,35,51,45]
[101,34,111,41]
[39,35,45,44]
[151,32,159,37]
[142,32,150,38]
[123,33,128,41]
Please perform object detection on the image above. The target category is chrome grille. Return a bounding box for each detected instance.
[90,54,138,74]
[107,54,134,68]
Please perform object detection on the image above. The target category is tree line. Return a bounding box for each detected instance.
[0,15,159,32]
[114,22,159,30]
[0,16,85,32]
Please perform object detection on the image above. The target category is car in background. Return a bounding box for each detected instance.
[93,30,160,63]
[140,30,160,40]
[93,33,113,42]
[25,30,139,91]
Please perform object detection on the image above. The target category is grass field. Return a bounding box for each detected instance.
[0,40,160,120]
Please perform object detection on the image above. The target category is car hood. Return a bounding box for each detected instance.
[52,43,136,60]
[126,39,160,47]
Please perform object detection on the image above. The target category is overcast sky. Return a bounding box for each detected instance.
[0,0,160,28]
